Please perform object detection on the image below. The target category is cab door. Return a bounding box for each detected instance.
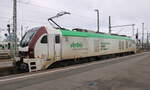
[35,34,48,59]
[54,35,61,61]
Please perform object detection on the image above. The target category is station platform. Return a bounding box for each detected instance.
[0,51,150,90]
[0,60,12,68]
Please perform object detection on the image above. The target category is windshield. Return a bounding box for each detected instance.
[20,27,40,47]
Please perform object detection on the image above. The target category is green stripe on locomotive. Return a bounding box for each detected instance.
[60,29,133,40]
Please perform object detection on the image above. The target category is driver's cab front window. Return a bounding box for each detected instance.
[20,27,40,47]
[41,35,47,44]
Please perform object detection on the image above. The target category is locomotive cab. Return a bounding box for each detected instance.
[19,27,38,58]
[16,26,50,72]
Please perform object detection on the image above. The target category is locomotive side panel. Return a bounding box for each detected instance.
[61,36,89,59]
[99,39,119,55]
[60,36,135,60]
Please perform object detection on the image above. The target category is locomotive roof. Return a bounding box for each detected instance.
[59,29,133,40]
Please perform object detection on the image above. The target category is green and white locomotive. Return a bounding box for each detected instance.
[15,24,136,72]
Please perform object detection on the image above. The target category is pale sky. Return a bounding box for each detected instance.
[0,0,150,41]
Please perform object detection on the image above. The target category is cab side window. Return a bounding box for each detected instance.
[41,35,47,44]
[55,35,60,44]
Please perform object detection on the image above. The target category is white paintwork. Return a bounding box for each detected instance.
[19,46,28,52]
[54,43,61,60]
[47,34,55,60]
[24,58,45,72]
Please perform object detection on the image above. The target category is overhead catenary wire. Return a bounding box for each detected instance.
[0,3,97,31]
[17,0,96,21]
[0,1,96,26]
[1,0,131,35]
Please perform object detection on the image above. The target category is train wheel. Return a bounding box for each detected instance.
[20,63,29,72]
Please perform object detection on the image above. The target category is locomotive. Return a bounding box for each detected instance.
[15,25,136,72]
[15,13,136,72]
